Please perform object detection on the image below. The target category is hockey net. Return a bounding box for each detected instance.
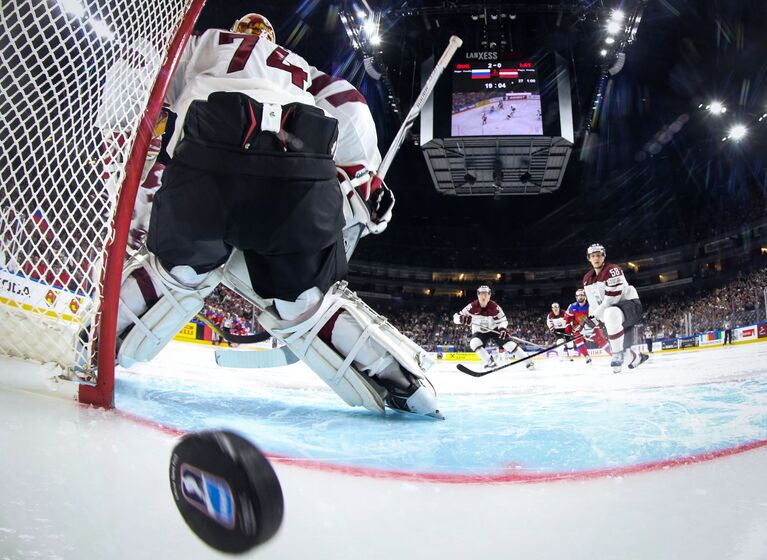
[0,0,205,406]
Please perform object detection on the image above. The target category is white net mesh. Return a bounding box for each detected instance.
[0,0,193,378]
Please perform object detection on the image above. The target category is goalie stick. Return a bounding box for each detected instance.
[456,336,573,378]
[343,35,463,260]
[377,35,463,180]
[465,323,544,350]
[215,346,299,369]
[195,313,271,344]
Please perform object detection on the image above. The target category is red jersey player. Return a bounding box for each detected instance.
[564,288,605,363]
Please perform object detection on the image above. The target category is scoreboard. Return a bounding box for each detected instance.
[450,59,543,136]
[452,60,539,94]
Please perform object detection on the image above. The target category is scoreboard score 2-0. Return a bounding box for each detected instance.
[451,60,543,136]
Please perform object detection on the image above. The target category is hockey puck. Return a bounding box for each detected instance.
[169,430,284,553]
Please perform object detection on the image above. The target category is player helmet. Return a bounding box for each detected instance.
[575,288,586,298]
[477,285,491,295]
[586,243,606,258]
[551,302,560,309]
[231,13,276,42]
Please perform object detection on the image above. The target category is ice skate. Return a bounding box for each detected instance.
[628,351,649,370]
[484,356,497,370]
[610,350,624,373]
[525,360,535,370]
[585,356,592,364]
[377,366,444,419]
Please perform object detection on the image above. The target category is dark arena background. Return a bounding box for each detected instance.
[194,0,767,347]
[1,1,767,559]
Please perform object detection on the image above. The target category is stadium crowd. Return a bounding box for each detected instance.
[197,265,767,351]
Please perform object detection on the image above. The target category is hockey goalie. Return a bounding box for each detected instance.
[101,14,442,419]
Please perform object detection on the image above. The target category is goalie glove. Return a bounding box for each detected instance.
[337,165,395,237]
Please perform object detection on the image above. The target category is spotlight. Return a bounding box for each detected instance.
[605,36,615,44]
[606,21,621,34]
[707,101,726,115]
[471,14,479,21]
[490,12,498,20]
[610,10,625,21]
[369,34,381,45]
[600,49,608,56]
[729,124,747,140]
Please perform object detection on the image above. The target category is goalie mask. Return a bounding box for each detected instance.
[231,13,276,42]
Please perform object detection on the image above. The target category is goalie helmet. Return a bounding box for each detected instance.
[231,13,276,42]
[477,285,491,295]
[586,243,606,258]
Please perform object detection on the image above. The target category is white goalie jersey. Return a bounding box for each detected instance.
[163,29,380,168]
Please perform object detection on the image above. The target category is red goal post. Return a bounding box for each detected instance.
[0,0,206,407]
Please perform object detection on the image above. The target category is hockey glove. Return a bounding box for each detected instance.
[453,314,472,325]
[498,327,511,340]
[338,166,395,237]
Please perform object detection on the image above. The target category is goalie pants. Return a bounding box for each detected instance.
[147,92,346,301]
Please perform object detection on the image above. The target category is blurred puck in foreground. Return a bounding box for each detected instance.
[169,430,284,553]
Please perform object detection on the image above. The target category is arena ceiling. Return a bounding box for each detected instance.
[195,1,767,262]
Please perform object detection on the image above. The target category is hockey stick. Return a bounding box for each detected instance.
[456,336,573,378]
[377,35,463,180]
[344,35,463,260]
[471,326,544,349]
[215,346,299,368]
[195,313,271,344]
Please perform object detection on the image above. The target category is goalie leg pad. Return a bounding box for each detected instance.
[117,250,221,367]
[256,281,441,418]
[256,300,387,414]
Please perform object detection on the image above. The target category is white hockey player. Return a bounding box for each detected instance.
[106,13,441,418]
[583,243,649,373]
[453,285,534,370]
[546,302,573,360]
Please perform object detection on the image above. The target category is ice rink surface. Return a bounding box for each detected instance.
[451,99,543,136]
[2,340,767,559]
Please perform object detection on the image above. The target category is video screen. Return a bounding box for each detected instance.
[451,61,543,136]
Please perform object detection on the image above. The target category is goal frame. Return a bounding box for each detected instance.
[0,0,207,408]
[82,0,208,408]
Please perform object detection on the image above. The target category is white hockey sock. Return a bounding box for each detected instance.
[602,306,626,355]
[502,341,527,359]
[475,346,492,363]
